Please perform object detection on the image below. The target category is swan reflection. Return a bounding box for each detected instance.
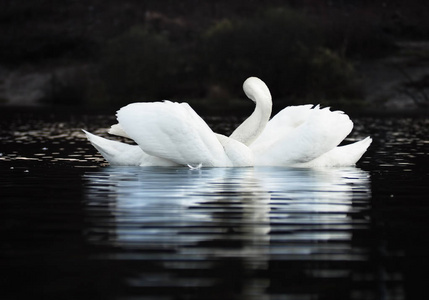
[83,166,370,298]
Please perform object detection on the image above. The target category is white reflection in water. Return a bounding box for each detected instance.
[84,166,370,297]
[84,166,371,254]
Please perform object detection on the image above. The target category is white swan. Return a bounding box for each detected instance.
[84,77,371,167]
[84,77,272,167]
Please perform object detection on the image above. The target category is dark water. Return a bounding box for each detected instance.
[0,111,428,300]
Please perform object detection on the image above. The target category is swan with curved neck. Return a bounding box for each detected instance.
[108,77,272,146]
[84,76,371,167]
[85,77,272,167]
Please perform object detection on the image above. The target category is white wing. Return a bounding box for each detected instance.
[250,104,313,154]
[116,101,232,167]
[253,106,353,166]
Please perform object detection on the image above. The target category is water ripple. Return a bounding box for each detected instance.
[3,114,427,299]
[83,166,372,297]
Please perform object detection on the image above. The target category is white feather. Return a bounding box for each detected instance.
[116,101,233,166]
[83,130,177,166]
[252,106,354,166]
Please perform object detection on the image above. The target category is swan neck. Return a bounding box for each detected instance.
[230,95,272,146]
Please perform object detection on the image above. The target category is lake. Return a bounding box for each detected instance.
[0,109,428,300]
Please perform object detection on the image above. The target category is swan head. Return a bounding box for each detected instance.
[243,77,272,104]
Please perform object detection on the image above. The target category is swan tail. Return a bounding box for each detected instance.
[82,130,143,165]
[339,136,373,165]
[296,136,372,167]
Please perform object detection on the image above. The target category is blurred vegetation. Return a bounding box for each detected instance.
[202,9,321,95]
[100,27,179,105]
[97,7,362,108]
[2,1,429,110]
[201,8,361,106]
[321,10,398,59]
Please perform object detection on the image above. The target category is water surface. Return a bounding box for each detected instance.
[0,112,428,299]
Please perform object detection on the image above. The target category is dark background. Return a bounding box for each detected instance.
[1,0,429,113]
